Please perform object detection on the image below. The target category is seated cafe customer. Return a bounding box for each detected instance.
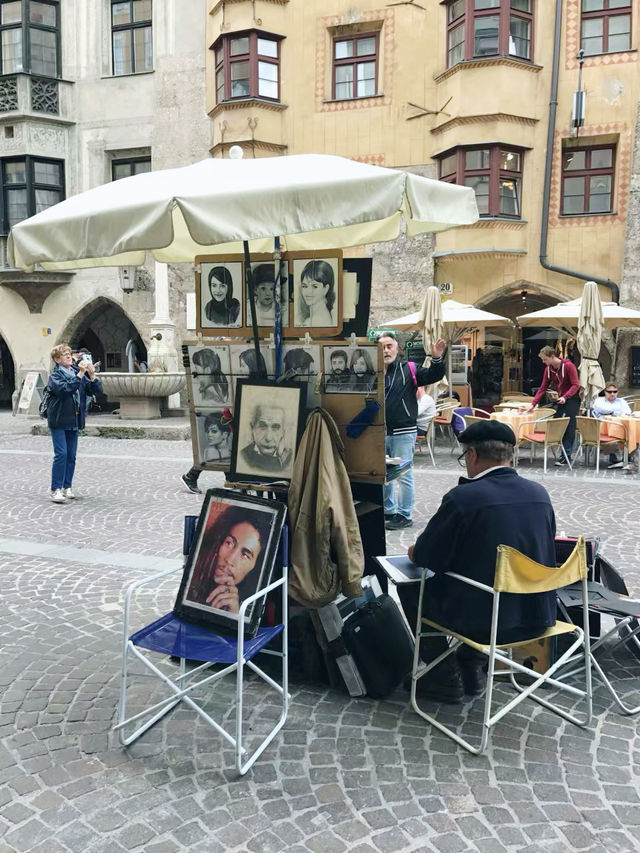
[397,420,557,703]
[592,384,632,468]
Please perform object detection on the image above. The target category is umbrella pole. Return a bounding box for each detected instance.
[244,240,266,379]
[273,237,282,378]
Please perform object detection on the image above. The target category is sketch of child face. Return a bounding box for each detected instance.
[255,280,274,309]
[301,276,328,308]
[353,356,368,375]
[210,275,228,302]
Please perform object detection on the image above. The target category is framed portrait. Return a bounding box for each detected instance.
[323,344,379,395]
[229,381,305,484]
[173,488,286,637]
[199,260,243,330]
[187,345,232,407]
[194,407,234,470]
[282,344,321,409]
[229,343,275,382]
[247,260,290,328]
[289,252,342,335]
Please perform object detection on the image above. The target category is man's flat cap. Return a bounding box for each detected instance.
[458,419,516,446]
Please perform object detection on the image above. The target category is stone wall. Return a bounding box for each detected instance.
[617,101,640,391]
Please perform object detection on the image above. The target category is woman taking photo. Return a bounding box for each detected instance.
[46,343,102,503]
[204,266,240,327]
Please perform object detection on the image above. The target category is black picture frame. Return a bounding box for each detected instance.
[229,380,305,484]
[173,488,286,638]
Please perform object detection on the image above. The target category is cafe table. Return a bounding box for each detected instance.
[602,415,640,455]
[490,409,538,441]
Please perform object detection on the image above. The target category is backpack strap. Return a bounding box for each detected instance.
[408,360,417,387]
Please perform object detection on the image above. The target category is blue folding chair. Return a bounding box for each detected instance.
[115,521,289,775]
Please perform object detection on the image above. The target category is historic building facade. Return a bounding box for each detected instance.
[1,0,639,406]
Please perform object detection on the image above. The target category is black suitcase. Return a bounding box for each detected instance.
[342,594,414,699]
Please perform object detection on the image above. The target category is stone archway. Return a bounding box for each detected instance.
[0,333,15,408]
[59,297,147,372]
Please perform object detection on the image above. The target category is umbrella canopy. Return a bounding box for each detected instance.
[383,299,512,339]
[8,154,478,271]
[577,282,606,409]
[517,296,640,329]
[381,298,512,388]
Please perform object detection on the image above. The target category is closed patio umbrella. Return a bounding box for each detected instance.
[577,281,606,411]
[419,285,447,391]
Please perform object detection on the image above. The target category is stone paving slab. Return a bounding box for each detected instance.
[1,432,640,852]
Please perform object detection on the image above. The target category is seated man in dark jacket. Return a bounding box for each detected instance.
[398,419,557,703]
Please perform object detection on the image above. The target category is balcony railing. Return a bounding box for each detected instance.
[0,74,73,119]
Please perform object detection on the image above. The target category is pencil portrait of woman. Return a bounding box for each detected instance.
[201,263,242,328]
[348,347,377,393]
[191,347,230,406]
[293,259,337,327]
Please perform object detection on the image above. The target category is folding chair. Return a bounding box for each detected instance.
[410,538,592,754]
[115,524,290,775]
[517,416,571,472]
[557,576,640,716]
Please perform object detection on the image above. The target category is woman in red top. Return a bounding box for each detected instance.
[527,346,580,466]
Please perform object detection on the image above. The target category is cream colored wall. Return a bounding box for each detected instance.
[206,0,639,314]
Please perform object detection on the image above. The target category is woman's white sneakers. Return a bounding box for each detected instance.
[50,489,66,503]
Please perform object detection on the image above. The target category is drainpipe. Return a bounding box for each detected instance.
[539,0,620,303]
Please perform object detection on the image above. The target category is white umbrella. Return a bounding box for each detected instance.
[8,154,478,271]
[382,298,512,383]
[577,281,606,411]
[517,296,640,329]
[420,285,446,392]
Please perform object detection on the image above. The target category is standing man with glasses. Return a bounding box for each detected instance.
[526,346,580,467]
[592,384,632,468]
[378,332,446,530]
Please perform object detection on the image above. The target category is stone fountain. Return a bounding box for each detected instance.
[98,371,186,419]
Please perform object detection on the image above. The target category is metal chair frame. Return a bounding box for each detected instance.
[516,416,572,472]
[415,417,436,466]
[410,539,592,755]
[575,415,629,473]
[115,545,289,776]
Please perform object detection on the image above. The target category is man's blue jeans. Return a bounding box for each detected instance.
[384,432,416,520]
[50,428,78,490]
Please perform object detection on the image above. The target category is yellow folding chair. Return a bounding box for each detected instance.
[410,538,592,754]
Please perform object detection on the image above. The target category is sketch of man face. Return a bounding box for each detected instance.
[331,354,347,373]
[213,521,261,587]
[251,406,286,457]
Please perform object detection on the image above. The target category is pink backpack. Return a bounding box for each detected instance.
[408,361,417,387]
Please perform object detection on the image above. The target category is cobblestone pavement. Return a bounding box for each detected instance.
[1,426,640,853]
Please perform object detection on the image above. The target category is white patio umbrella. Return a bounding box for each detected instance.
[420,285,447,392]
[517,297,640,329]
[577,281,606,411]
[381,298,512,383]
[8,154,478,270]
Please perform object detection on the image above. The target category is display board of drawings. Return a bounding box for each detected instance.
[182,250,386,484]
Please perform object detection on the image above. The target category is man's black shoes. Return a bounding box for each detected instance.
[409,665,465,704]
[385,514,413,530]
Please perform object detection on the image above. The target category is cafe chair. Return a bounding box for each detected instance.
[410,538,592,754]
[575,416,629,473]
[459,409,492,430]
[115,526,290,776]
[557,576,640,716]
[516,416,571,472]
[433,402,458,451]
[415,418,436,467]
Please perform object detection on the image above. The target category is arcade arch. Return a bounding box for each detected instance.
[0,334,15,408]
[58,297,147,372]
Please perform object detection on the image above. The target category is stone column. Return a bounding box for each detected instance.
[148,261,181,409]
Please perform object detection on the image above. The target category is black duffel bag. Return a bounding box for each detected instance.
[342,594,414,699]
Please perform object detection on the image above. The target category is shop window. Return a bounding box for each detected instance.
[112,156,151,180]
[112,0,153,76]
[581,1,631,56]
[1,155,64,234]
[213,31,281,104]
[561,145,615,215]
[445,0,533,68]
[332,32,378,100]
[437,144,523,217]
[0,0,60,77]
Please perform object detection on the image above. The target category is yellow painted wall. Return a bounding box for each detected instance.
[206,0,639,309]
